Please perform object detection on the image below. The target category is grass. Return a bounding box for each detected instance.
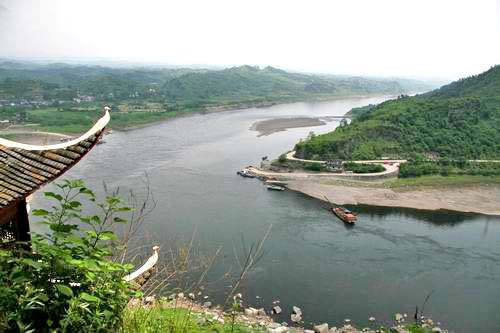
[121,304,265,333]
[386,174,500,190]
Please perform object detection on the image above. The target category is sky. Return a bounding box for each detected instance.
[0,0,499,80]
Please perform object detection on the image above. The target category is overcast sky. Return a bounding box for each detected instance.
[0,0,499,80]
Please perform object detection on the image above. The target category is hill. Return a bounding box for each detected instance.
[162,65,430,107]
[294,65,500,160]
[0,61,434,133]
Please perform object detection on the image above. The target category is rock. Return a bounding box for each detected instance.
[268,322,281,329]
[329,327,337,333]
[256,295,261,299]
[203,295,209,299]
[188,293,195,300]
[292,306,302,316]
[203,301,212,308]
[395,313,403,322]
[362,328,370,332]
[281,322,288,326]
[344,319,351,323]
[244,307,260,316]
[304,330,315,333]
[291,313,302,323]
[177,292,184,299]
[369,317,376,322]
[128,298,141,307]
[144,296,155,305]
[257,308,266,316]
[313,323,329,333]
[432,328,442,332]
[272,306,282,314]
[268,327,288,333]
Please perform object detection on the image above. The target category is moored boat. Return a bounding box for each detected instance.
[237,170,256,178]
[331,207,357,224]
[266,185,285,191]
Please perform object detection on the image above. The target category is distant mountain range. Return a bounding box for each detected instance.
[0,61,436,107]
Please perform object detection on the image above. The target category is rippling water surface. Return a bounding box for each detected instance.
[32,97,500,333]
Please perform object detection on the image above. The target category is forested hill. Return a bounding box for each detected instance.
[0,61,432,106]
[294,65,500,160]
[162,65,431,106]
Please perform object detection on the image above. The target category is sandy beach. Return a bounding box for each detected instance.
[247,167,500,215]
[287,180,500,215]
[249,116,342,136]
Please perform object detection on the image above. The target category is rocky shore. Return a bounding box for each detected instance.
[130,294,448,333]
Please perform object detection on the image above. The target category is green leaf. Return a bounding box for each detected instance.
[32,209,49,216]
[69,201,82,208]
[56,284,74,297]
[80,292,100,303]
[113,217,128,224]
[99,231,118,241]
[44,192,63,201]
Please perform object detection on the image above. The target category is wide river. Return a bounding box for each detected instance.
[32,97,500,332]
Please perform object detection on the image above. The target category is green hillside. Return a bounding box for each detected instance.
[0,61,434,133]
[294,65,500,160]
[162,65,422,107]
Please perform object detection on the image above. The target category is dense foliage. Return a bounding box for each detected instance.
[295,66,500,160]
[0,180,138,332]
[343,162,385,173]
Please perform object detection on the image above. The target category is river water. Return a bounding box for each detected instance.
[32,97,500,332]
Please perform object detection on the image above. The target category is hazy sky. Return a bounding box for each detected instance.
[0,0,499,80]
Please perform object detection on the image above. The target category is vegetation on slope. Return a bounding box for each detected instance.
[0,61,434,133]
[295,65,500,161]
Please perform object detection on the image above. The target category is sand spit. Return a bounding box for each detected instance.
[250,117,331,137]
[286,180,500,216]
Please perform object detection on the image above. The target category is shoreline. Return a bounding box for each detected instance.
[1,93,396,136]
[248,168,500,216]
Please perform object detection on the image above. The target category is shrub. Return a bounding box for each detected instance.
[0,180,139,332]
[343,162,385,174]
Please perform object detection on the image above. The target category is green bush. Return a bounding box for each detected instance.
[0,180,139,332]
[303,162,323,172]
[343,162,385,173]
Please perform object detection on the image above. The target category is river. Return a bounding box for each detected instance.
[31,96,500,333]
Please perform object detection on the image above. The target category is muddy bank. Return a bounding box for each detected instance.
[286,180,500,216]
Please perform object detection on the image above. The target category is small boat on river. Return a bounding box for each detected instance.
[266,185,285,191]
[331,207,357,224]
[237,170,256,178]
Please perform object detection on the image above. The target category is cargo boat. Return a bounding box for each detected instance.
[331,207,357,224]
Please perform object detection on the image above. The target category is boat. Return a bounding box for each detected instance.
[266,185,285,191]
[331,207,357,224]
[237,170,256,178]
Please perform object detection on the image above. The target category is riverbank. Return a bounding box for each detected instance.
[287,180,500,216]
[125,295,446,333]
[248,167,500,215]
[2,94,396,136]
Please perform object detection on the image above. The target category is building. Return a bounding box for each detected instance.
[0,108,110,246]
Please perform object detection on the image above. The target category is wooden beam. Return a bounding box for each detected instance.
[15,199,31,243]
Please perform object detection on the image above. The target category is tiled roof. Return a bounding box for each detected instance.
[0,110,110,209]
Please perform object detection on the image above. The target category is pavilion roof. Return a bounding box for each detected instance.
[0,110,110,209]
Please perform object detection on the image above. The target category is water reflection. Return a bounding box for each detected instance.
[353,204,484,226]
